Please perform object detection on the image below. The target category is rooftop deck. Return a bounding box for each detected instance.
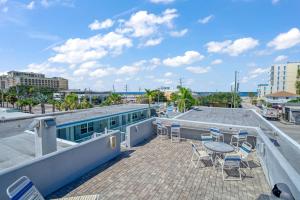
[49,136,270,200]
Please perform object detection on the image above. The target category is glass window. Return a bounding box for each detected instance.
[122,115,127,125]
[57,128,66,139]
[110,116,119,128]
[88,122,94,132]
[80,124,87,134]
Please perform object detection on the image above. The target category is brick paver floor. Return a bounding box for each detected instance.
[49,137,270,200]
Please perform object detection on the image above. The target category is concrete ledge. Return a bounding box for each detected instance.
[0,131,121,200]
[126,118,156,148]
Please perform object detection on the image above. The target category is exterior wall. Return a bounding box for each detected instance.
[270,62,300,94]
[257,84,269,98]
[0,131,121,200]
[0,71,68,90]
[57,108,154,143]
[126,118,156,148]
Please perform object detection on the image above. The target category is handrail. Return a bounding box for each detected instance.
[250,109,300,149]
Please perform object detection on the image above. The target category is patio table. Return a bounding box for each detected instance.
[204,142,235,167]
[204,142,235,153]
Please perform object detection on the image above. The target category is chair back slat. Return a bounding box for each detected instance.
[192,143,200,155]
[201,135,213,142]
[239,130,248,136]
[239,142,252,157]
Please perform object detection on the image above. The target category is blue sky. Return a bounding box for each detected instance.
[0,0,300,92]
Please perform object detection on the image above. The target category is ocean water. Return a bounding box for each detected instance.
[117,91,257,97]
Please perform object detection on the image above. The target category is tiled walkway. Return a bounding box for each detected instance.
[49,137,270,200]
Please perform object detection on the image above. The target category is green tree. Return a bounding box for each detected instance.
[79,98,93,109]
[6,93,17,108]
[295,69,300,95]
[64,93,79,110]
[152,90,167,103]
[145,89,155,106]
[176,87,195,112]
[35,93,48,114]
[16,98,27,112]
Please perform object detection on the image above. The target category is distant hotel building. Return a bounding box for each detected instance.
[269,62,300,94]
[257,61,300,99]
[0,71,68,90]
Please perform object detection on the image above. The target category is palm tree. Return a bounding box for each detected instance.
[6,93,17,108]
[177,87,195,112]
[79,98,93,109]
[64,93,79,110]
[27,98,38,114]
[16,98,27,112]
[35,93,48,114]
[108,93,122,105]
[145,89,154,106]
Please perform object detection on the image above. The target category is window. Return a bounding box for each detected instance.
[88,122,94,132]
[132,113,138,120]
[80,124,87,134]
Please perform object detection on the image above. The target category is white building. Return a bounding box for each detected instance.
[257,83,269,98]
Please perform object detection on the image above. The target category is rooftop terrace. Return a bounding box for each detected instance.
[49,137,270,200]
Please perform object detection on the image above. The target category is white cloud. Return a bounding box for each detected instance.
[149,0,175,4]
[142,37,163,47]
[26,1,35,10]
[117,65,140,75]
[164,72,173,77]
[154,78,172,85]
[133,58,161,70]
[206,37,259,56]
[274,55,288,62]
[211,59,223,65]
[185,66,211,74]
[89,19,114,30]
[170,29,188,37]
[49,32,132,64]
[89,68,113,78]
[198,15,214,24]
[267,28,300,50]
[241,67,269,83]
[272,0,279,5]
[26,62,66,75]
[0,0,7,5]
[163,51,204,67]
[122,9,178,38]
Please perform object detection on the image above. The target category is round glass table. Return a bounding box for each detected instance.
[204,142,234,153]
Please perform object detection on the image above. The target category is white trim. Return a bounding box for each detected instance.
[173,109,193,119]
[250,109,300,149]
[24,130,77,146]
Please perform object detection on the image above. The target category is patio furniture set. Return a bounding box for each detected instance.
[155,121,253,181]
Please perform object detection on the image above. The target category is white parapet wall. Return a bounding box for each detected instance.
[0,130,121,200]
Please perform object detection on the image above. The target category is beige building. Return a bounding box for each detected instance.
[269,62,300,94]
[0,71,68,90]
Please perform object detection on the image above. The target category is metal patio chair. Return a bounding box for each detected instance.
[171,123,181,142]
[190,143,213,168]
[156,120,168,139]
[230,130,248,148]
[210,127,224,142]
[220,154,242,181]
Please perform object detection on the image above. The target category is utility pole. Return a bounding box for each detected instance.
[179,78,183,88]
[112,84,115,93]
[125,84,128,104]
[233,71,238,108]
